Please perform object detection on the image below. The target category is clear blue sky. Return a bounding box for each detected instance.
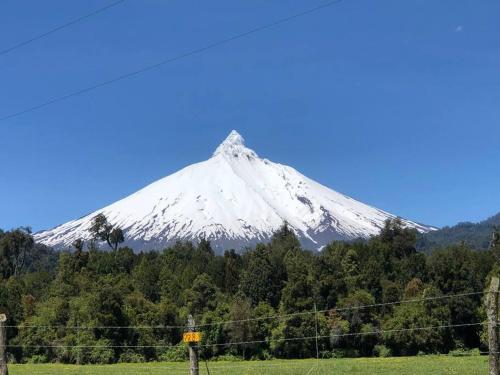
[1,0,499,232]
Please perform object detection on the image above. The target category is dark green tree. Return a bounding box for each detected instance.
[271,250,323,358]
[109,228,124,251]
[0,227,34,278]
[89,214,124,250]
[132,254,160,301]
[223,249,242,294]
[383,283,452,355]
[379,218,418,259]
[239,244,281,307]
[184,273,219,316]
[427,244,486,347]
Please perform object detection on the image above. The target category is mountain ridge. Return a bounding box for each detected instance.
[417,212,500,252]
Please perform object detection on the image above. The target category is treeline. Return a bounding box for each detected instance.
[0,220,499,364]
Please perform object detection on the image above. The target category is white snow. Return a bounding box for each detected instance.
[35,130,435,251]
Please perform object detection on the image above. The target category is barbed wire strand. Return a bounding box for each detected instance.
[4,321,485,349]
[195,322,485,349]
[4,290,488,330]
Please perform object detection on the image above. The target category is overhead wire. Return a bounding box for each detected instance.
[0,0,126,57]
[0,0,344,122]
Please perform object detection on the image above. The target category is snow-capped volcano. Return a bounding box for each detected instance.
[35,130,434,251]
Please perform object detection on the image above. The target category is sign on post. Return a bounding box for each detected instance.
[183,332,201,343]
[186,315,200,375]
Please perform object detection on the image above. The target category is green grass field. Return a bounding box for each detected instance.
[7,355,488,374]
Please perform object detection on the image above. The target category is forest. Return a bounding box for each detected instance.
[0,218,499,364]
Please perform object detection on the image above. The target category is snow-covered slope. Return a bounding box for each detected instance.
[35,131,434,251]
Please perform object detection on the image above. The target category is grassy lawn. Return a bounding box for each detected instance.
[8,355,488,374]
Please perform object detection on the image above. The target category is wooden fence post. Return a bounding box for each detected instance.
[0,314,8,375]
[187,315,199,375]
[488,277,499,375]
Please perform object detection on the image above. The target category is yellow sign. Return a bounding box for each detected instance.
[183,332,201,343]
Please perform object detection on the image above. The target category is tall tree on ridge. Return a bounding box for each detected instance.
[89,213,124,250]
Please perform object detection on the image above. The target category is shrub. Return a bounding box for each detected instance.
[250,350,273,361]
[373,345,391,358]
[89,340,114,364]
[28,354,47,364]
[214,354,241,362]
[159,345,188,362]
[319,350,334,359]
[331,349,359,358]
[119,351,145,363]
[448,348,481,357]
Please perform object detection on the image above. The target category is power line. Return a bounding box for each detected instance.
[6,290,487,331]
[0,0,344,122]
[0,0,126,57]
